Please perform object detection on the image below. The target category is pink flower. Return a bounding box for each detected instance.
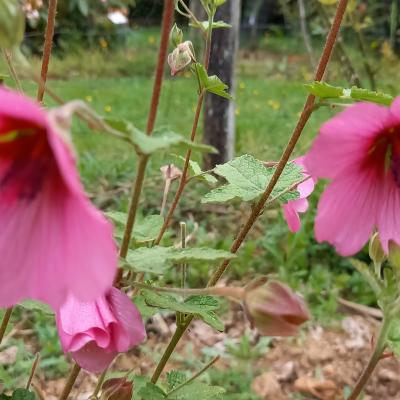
[244,278,310,337]
[304,99,400,256]
[282,157,315,232]
[0,88,117,308]
[56,287,146,373]
[167,41,195,76]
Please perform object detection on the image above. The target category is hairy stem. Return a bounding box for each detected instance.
[37,0,58,102]
[0,307,13,345]
[59,364,81,400]
[151,0,349,382]
[347,317,391,400]
[155,11,214,244]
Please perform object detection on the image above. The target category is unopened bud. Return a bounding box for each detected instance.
[167,41,196,76]
[101,378,133,400]
[244,278,310,337]
[0,0,25,49]
[388,241,400,270]
[170,23,183,47]
[369,233,386,265]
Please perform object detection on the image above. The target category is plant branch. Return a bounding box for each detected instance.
[59,364,81,400]
[0,307,13,345]
[2,50,23,92]
[150,0,349,382]
[114,0,174,284]
[155,11,213,244]
[347,317,391,400]
[37,0,58,102]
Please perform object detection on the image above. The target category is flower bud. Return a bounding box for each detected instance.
[167,41,196,76]
[101,378,133,400]
[0,0,25,49]
[388,241,400,270]
[369,233,386,265]
[170,23,183,47]
[244,278,310,337]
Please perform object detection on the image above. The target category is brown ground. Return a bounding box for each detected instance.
[8,308,400,399]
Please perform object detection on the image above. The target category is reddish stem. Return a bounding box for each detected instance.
[37,0,58,102]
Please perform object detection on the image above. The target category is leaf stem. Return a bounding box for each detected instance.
[150,0,349,382]
[166,356,220,396]
[2,50,23,92]
[347,316,391,400]
[0,307,13,345]
[37,0,58,102]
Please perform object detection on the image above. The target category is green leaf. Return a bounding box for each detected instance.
[196,64,232,99]
[172,155,218,184]
[125,246,235,275]
[202,155,303,204]
[388,318,400,356]
[190,20,232,30]
[0,389,36,400]
[106,212,164,243]
[305,81,394,105]
[168,381,225,399]
[105,118,217,155]
[142,291,224,332]
[305,81,344,99]
[350,87,394,106]
[19,300,54,316]
[138,383,167,400]
[133,295,159,318]
[167,371,187,391]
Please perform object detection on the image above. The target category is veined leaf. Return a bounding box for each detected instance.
[125,246,235,275]
[138,383,167,399]
[202,154,302,204]
[196,64,232,99]
[142,291,224,332]
[172,155,218,184]
[105,118,217,155]
[168,381,225,399]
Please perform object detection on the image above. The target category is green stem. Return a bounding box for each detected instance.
[2,50,23,92]
[0,307,13,345]
[347,317,391,400]
[91,370,108,398]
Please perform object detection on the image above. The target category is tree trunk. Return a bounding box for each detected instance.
[203,0,241,169]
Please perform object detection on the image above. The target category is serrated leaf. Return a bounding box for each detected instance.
[125,246,235,275]
[196,64,232,99]
[19,300,54,316]
[142,291,224,332]
[138,383,167,399]
[305,81,394,106]
[350,87,393,106]
[167,371,187,391]
[168,381,225,399]
[105,118,217,155]
[133,295,159,318]
[190,20,232,30]
[305,81,344,99]
[202,155,302,204]
[106,212,164,243]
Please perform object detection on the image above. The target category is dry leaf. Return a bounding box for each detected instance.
[294,376,338,400]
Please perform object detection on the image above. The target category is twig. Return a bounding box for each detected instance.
[0,307,13,346]
[151,0,350,383]
[37,0,58,102]
[338,298,383,320]
[26,353,40,390]
[2,50,23,92]
[59,364,81,400]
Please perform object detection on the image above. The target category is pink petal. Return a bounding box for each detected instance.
[107,288,147,352]
[283,203,301,233]
[315,170,381,256]
[377,175,400,253]
[304,102,391,179]
[71,341,117,373]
